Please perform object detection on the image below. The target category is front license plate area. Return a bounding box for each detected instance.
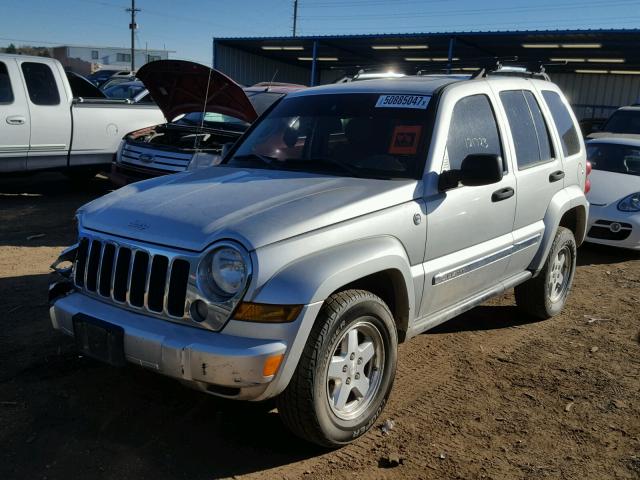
[73,314,126,367]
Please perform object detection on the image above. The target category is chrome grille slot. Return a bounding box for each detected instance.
[85,240,102,292]
[74,238,90,287]
[72,233,197,326]
[98,243,116,297]
[113,247,131,302]
[147,256,169,312]
[129,251,149,307]
[167,259,190,317]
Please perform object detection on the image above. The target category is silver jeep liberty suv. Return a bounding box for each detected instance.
[50,68,589,447]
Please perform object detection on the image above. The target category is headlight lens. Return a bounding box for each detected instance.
[209,246,248,296]
[617,192,640,212]
[188,152,222,171]
[115,140,125,164]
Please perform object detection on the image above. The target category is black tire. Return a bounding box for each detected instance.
[515,226,577,319]
[277,289,398,448]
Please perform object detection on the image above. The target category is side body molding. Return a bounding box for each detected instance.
[251,235,418,316]
[528,184,589,275]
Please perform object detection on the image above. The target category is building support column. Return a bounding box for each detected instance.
[310,40,318,86]
[212,38,217,69]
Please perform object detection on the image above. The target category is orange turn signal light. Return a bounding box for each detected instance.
[263,353,285,377]
[234,302,302,323]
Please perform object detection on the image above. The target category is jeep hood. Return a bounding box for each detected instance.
[79,168,420,252]
[137,60,258,123]
[587,169,640,206]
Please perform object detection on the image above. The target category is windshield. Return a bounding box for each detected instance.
[176,111,249,128]
[226,93,431,179]
[601,110,640,134]
[103,83,145,99]
[587,142,640,176]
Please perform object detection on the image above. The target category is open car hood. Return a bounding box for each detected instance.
[137,60,258,123]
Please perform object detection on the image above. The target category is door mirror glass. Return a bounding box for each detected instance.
[439,154,503,190]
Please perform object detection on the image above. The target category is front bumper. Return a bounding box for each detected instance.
[109,162,169,187]
[586,204,640,250]
[51,292,287,400]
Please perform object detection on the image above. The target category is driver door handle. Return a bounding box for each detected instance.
[492,187,514,202]
[549,170,565,182]
[6,115,26,125]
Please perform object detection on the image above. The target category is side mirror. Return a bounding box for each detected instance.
[438,154,503,191]
[220,142,235,159]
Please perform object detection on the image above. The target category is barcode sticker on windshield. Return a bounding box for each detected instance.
[376,94,430,109]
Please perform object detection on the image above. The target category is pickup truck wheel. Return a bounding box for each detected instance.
[277,290,397,448]
[515,226,577,319]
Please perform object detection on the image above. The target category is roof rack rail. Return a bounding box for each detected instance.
[416,57,560,81]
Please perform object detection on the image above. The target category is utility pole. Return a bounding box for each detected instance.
[292,0,298,37]
[126,0,140,71]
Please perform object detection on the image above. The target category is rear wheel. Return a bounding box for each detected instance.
[277,290,397,448]
[515,226,577,319]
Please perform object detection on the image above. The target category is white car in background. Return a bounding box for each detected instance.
[585,137,640,250]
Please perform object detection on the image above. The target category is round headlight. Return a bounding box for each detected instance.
[210,247,248,296]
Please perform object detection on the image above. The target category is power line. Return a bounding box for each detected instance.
[298,0,640,20]
[300,15,640,34]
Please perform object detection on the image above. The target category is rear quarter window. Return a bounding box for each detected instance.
[21,62,61,106]
[0,61,13,104]
[542,90,581,157]
[499,90,554,169]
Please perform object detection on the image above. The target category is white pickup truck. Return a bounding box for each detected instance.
[0,54,164,177]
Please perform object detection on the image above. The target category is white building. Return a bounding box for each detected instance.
[52,45,171,74]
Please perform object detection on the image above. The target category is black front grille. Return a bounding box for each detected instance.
[74,237,191,319]
[587,226,632,241]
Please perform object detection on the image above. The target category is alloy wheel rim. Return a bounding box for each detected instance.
[325,319,385,421]
[549,245,571,302]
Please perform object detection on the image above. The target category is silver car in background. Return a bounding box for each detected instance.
[50,68,589,447]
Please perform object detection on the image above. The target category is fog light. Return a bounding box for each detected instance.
[190,300,209,322]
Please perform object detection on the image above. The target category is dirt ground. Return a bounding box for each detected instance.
[1,172,639,480]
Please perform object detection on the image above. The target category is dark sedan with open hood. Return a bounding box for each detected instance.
[110,60,305,186]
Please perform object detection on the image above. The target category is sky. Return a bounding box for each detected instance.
[1,0,639,65]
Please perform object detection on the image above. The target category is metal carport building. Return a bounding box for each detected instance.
[213,29,640,120]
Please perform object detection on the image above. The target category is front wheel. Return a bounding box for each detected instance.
[515,226,577,319]
[277,290,398,448]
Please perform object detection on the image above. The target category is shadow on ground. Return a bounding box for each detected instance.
[578,242,640,266]
[426,305,544,335]
[0,172,112,247]
[0,272,321,480]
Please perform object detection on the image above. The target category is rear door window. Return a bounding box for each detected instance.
[0,61,13,104]
[445,94,503,172]
[542,90,581,157]
[500,90,554,169]
[21,62,61,106]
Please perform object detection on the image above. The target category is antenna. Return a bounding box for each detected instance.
[194,67,214,152]
[267,69,279,90]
